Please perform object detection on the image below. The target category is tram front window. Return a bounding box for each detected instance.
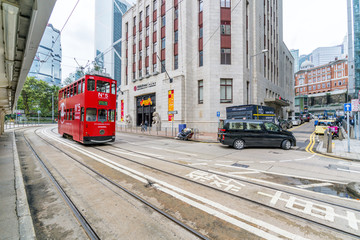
[97,81,110,93]
[98,109,107,122]
[87,79,95,91]
[108,110,115,122]
[86,108,97,122]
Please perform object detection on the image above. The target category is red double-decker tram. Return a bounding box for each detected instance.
[58,74,117,144]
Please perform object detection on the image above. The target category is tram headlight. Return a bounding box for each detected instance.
[100,129,105,135]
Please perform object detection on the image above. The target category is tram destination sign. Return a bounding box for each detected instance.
[134,82,156,91]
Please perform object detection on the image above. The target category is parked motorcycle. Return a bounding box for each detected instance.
[176,128,194,140]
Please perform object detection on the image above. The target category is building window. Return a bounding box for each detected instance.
[322,83,325,88]
[199,0,203,12]
[327,83,330,87]
[153,63,157,72]
[153,0,157,10]
[199,51,203,66]
[221,0,231,8]
[221,22,231,35]
[139,31,143,39]
[174,55,178,70]
[174,30,178,43]
[153,42,157,53]
[220,79,232,103]
[139,11,143,22]
[161,37,165,49]
[174,6,178,19]
[161,0,165,4]
[146,27,149,37]
[199,26,203,38]
[146,5,150,16]
[146,66,150,75]
[339,81,342,86]
[221,48,231,65]
[133,16,136,26]
[133,54,136,62]
[198,80,203,104]
[161,60,166,73]
[139,69,142,78]
[146,47,149,57]
[309,86,312,90]
[161,15,166,27]
[139,50,142,60]
[153,21,157,32]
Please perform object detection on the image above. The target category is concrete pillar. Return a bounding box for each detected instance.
[0,109,5,135]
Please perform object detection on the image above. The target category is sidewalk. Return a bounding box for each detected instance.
[316,138,360,161]
[0,131,35,239]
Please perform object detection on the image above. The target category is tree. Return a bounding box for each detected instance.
[17,77,60,118]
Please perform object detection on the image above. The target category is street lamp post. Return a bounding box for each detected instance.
[249,49,268,104]
[52,92,54,123]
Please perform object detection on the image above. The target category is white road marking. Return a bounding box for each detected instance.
[337,161,360,168]
[108,149,151,159]
[227,171,259,175]
[214,164,345,185]
[188,163,208,166]
[150,146,198,156]
[43,128,308,240]
[336,168,360,174]
[260,161,276,163]
[297,183,333,189]
[259,191,360,231]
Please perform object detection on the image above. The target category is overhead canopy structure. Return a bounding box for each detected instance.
[0,0,56,131]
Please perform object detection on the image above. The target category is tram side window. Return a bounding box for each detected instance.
[70,109,72,120]
[108,110,115,122]
[78,82,81,94]
[97,81,110,93]
[111,83,116,94]
[73,84,77,96]
[98,109,107,122]
[86,108,97,121]
[87,79,95,91]
[82,80,85,93]
[81,107,84,121]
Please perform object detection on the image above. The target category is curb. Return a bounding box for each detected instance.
[315,140,360,162]
[346,182,360,198]
[12,131,36,240]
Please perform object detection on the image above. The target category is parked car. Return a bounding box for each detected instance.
[218,119,296,150]
[290,116,301,126]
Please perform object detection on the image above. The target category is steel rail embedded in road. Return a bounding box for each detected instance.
[35,128,210,240]
[17,129,100,240]
[46,127,360,238]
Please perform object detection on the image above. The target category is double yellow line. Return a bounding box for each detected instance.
[305,131,342,160]
[305,132,316,154]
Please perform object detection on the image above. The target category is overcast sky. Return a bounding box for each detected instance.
[48,0,347,81]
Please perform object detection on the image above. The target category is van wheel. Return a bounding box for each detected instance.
[233,139,245,150]
[281,139,291,150]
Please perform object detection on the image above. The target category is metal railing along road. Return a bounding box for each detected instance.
[4,121,56,130]
[116,125,200,140]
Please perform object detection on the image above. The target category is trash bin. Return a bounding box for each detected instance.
[179,124,186,132]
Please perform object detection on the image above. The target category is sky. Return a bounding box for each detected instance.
[48,0,347,81]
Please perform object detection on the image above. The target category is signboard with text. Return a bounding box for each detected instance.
[352,99,360,112]
[121,100,124,121]
[168,90,174,121]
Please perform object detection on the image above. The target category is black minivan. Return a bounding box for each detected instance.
[218,119,296,150]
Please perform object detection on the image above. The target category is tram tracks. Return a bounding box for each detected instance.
[43,127,360,238]
[25,127,209,239]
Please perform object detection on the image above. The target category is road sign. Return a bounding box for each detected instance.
[352,99,360,112]
[37,110,41,114]
[217,111,220,117]
[344,103,351,112]
[168,110,178,114]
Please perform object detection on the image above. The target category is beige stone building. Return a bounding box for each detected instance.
[118,0,294,132]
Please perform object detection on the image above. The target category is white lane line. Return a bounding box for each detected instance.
[337,161,360,168]
[336,168,360,174]
[228,171,259,175]
[297,183,333,189]
[217,160,234,163]
[214,164,345,185]
[150,146,198,156]
[188,163,208,166]
[43,128,308,240]
[260,161,276,163]
[108,149,151,159]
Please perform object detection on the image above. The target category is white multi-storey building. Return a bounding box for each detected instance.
[119,0,294,132]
